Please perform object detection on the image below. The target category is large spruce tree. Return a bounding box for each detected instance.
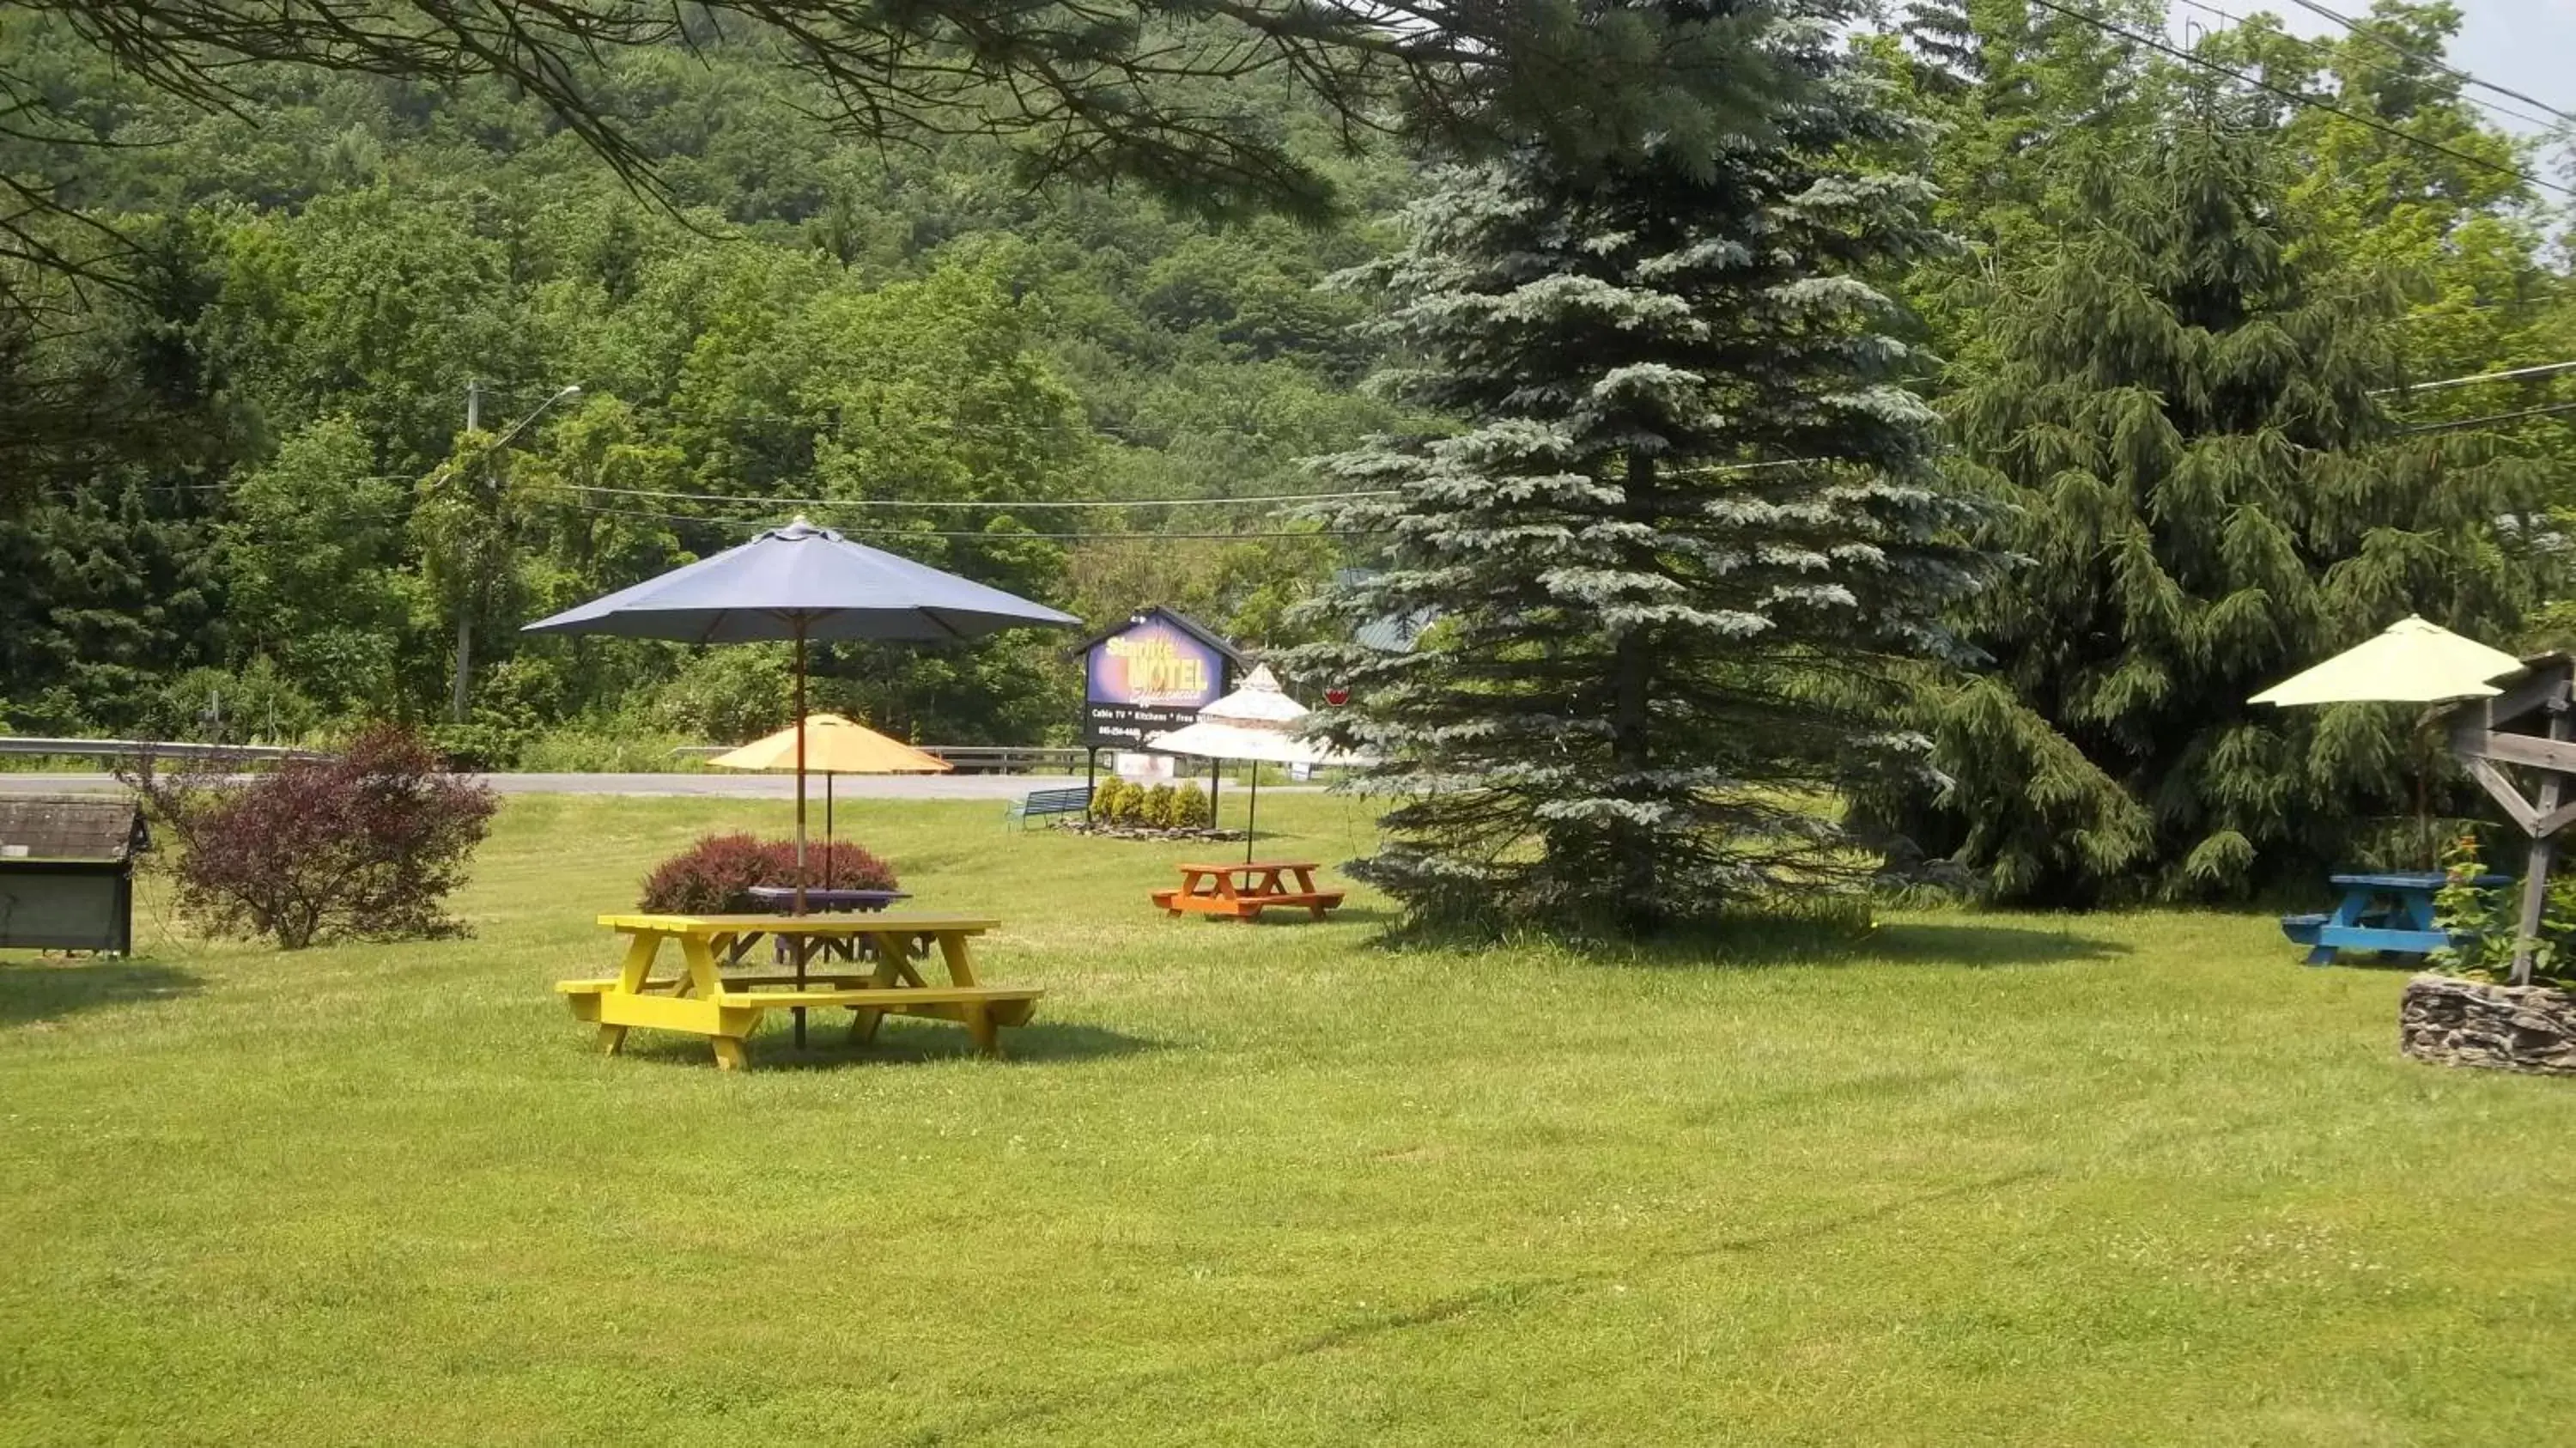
[1287,0,1988,936]
[1860,120,2543,906]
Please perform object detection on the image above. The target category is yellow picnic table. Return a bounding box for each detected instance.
[557,913,1039,1069]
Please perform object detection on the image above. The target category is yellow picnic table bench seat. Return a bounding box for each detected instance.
[560,913,1038,1069]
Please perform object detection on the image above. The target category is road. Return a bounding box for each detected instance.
[0,772,1091,800]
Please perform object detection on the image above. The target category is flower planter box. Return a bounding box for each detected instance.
[2400,974,2576,1077]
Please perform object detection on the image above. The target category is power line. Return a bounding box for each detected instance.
[2395,399,2576,435]
[2028,0,2574,198]
[125,477,1396,512]
[2376,358,2576,396]
[633,404,1166,444]
[2277,0,2576,130]
[2171,0,2560,132]
[559,500,1379,540]
[556,482,1396,509]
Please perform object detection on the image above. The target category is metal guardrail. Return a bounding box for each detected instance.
[924,745,1090,774]
[670,743,1090,774]
[0,737,326,764]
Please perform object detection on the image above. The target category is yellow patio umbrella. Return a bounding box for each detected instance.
[708,714,950,889]
[2251,616,2524,707]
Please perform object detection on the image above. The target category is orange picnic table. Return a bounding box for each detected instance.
[1151,861,1345,922]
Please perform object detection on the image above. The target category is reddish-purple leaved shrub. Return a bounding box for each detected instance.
[126,725,500,950]
[638,833,900,914]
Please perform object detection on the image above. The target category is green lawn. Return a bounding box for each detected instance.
[4,794,2574,1445]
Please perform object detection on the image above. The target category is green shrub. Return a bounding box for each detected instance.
[424,720,531,771]
[517,726,701,772]
[1091,778,1130,823]
[654,646,793,743]
[1114,781,1152,826]
[2433,833,2576,988]
[1172,785,1213,830]
[149,659,324,744]
[1142,783,1178,829]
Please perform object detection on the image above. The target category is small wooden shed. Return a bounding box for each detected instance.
[0,794,149,954]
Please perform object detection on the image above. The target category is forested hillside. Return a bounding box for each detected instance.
[0,0,2570,831]
[0,14,1413,757]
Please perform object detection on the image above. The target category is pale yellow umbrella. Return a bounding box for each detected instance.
[2251,616,2524,706]
[709,714,950,890]
[2252,616,2527,865]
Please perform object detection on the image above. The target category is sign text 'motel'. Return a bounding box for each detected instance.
[1078,608,1242,748]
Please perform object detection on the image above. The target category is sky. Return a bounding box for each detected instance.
[2425,0,2576,138]
[2186,0,2576,139]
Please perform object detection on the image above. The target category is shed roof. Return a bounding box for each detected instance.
[0,795,148,862]
[1334,569,1438,654]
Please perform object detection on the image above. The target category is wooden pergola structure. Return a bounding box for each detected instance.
[2445,654,2576,987]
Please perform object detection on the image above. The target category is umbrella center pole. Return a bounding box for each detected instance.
[793,619,810,1048]
[793,620,810,921]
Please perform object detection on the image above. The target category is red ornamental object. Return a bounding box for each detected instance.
[1324,686,1350,707]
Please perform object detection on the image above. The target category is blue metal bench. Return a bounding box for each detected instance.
[1004,785,1092,830]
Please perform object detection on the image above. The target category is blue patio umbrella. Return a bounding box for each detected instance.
[525,515,1079,920]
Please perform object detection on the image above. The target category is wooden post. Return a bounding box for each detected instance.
[2513,703,2573,987]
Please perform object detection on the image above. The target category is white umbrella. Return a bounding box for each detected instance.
[2252,615,2529,867]
[2251,616,2524,706]
[1147,666,1364,861]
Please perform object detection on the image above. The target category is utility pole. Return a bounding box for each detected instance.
[448,380,579,722]
[452,380,483,722]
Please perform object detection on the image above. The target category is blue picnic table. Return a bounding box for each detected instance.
[2280,872,2510,965]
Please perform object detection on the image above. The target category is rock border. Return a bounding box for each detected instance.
[1054,820,1247,843]
[2400,973,2576,1076]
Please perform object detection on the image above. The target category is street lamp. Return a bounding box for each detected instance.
[495,384,582,447]
[448,381,586,722]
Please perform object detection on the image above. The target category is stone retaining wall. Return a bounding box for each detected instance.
[2400,974,2576,1076]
